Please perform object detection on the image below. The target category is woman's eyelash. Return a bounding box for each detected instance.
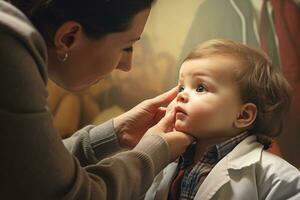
[123,46,133,52]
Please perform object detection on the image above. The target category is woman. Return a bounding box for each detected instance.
[0,0,193,199]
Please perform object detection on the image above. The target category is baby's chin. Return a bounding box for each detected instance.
[174,121,200,139]
[174,120,184,130]
[174,121,191,134]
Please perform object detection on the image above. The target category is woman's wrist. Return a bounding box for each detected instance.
[112,115,128,148]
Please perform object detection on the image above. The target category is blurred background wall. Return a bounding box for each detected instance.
[48,0,300,167]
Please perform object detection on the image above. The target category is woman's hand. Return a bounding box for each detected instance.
[143,108,195,161]
[113,87,178,149]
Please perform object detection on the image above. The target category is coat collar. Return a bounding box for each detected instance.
[227,135,263,169]
[144,162,178,200]
[145,136,264,200]
[194,135,263,199]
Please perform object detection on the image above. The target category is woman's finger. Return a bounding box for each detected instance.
[156,108,175,131]
[150,87,178,108]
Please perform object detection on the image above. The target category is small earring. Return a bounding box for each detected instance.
[57,52,69,62]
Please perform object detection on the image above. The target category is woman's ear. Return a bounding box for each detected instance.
[234,103,257,129]
[54,21,82,54]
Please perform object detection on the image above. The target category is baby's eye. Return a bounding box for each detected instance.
[196,84,207,92]
[178,85,185,92]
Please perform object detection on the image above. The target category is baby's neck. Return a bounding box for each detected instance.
[192,137,231,165]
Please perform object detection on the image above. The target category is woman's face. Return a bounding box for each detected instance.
[49,9,151,91]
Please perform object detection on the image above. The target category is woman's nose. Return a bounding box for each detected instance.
[176,92,188,103]
[117,51,133,72]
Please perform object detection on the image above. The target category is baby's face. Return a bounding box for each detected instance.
[168,56,244,140]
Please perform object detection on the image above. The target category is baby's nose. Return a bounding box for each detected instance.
[176,92,188,103]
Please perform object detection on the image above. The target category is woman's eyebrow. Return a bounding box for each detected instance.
[128,37,141,42]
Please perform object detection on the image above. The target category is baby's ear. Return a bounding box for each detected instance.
[234,103,257,129]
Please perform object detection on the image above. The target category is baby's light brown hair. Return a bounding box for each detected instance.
[184,39,292,148]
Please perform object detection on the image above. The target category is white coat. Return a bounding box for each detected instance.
[145,135,300,200]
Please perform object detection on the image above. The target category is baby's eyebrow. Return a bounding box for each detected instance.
[178,75,184,82]
[192,75,216,86]
[177,79,184,84]
[192,72,210,78]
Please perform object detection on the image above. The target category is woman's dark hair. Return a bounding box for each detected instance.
[7,0,155,45]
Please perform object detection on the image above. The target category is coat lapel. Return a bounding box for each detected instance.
[194,135,263,200]
[144,162,178,200]
[194,155,230,200]
[154,162,178,200]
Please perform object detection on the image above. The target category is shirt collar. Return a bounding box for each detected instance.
[180,131,249,168]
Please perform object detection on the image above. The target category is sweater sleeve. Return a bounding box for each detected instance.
[63,120,123,166]
[0,7,170,200]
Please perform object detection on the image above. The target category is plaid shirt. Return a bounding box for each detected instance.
[174,131,249,200]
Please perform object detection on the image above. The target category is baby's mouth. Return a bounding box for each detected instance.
[175,106,187,120]
[175,106,187,115]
